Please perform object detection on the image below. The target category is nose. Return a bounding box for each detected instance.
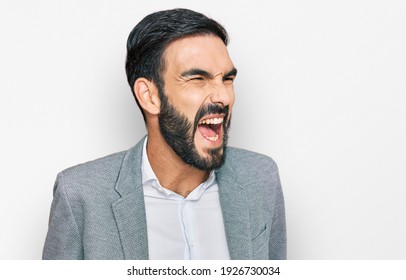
[209,79,234,107]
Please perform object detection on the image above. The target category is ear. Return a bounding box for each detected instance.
[133,78,161,115]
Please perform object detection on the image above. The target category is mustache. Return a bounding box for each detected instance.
[193,103,229,131]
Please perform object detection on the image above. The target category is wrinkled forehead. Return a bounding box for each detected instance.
[163,35,235,76]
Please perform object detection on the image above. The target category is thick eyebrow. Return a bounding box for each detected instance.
[181,67,238,80]
[181,68,213,79]
[223,68,238,80]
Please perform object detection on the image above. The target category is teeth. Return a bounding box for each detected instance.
[199,117,223,125]
[205,135,219,141]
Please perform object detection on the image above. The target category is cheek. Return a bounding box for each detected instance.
[230,90,236,105]
[179,92,211,119]
[228,87,236,107]
[166,94,204,121]
[227,89,235,122]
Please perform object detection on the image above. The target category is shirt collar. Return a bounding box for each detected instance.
[141,137,217,199]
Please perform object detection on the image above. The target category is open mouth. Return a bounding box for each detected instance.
[197,117,223,142]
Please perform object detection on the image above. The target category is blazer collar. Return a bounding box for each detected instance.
[111,136,149,260]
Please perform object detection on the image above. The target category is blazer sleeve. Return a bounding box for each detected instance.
[42,173,83,259]
[269,164,287,260]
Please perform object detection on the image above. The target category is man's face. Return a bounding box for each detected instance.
[158,35,236,171]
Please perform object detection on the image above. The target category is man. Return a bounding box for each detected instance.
[43,8,286,260]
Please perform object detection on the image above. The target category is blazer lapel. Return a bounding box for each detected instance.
[110,137,253,260]
[217,163,252,259]
[111,137,149,260]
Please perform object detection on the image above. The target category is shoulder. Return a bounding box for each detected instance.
[58,151,127,186]
[53,137,146,200]
[53,135,146,197]
[225,147,277,168]
[222,146,280,185]
[53,150,130,202]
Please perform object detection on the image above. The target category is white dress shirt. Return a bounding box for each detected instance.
[141,138,230,260]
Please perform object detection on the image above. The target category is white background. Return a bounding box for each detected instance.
[1,0,405,259]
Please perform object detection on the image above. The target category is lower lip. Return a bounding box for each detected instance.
[197,125,223,146]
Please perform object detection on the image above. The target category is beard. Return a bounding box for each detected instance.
[158,90,230,171]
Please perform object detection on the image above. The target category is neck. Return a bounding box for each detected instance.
[146,125,209,198]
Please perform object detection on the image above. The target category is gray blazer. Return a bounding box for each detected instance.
[43,137,286,259]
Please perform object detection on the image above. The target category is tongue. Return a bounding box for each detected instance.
[198,124,217,138]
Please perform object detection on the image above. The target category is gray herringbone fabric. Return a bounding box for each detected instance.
[43,136,286,259]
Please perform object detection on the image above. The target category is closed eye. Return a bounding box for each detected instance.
[190,76,205,81]
[223,68,237,83]
[223,76,235,83]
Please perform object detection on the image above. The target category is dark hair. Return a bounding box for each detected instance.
[125,8,229,122]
